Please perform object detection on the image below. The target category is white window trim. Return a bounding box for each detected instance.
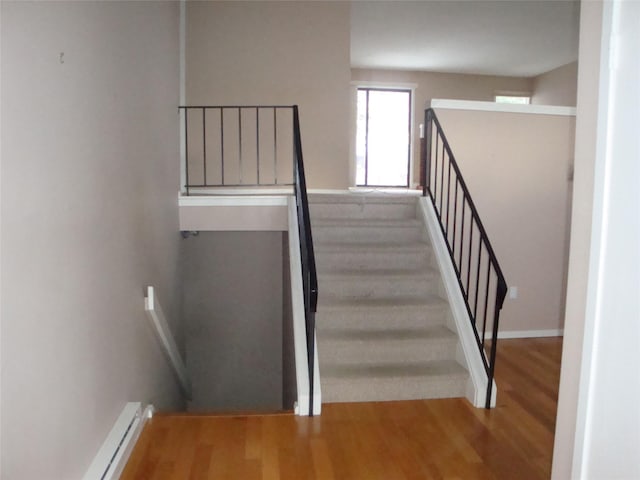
[350,82,417,188]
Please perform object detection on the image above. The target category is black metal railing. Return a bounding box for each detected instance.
[179,105,295,194]
[179,105,318,415]
[421,108,507,409]
[292,106,318,416]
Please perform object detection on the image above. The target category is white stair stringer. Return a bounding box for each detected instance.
[418,197,497,408]
[309,193,471,405]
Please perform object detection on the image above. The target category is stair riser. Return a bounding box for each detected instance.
[315,307,447,330]
[310,203,416,220]
[319,276,439,298]
[314,226,424,244]
[316,250,431,272]
[321,376,467,403]
[309,194,418,205]
[318,339,457,365]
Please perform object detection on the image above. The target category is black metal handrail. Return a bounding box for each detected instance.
[179,105,318,415]
[179,105,295,194]
[421,108,507,409]
[292,106,318,416]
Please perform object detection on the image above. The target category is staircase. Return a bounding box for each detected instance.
[310,193,469,403]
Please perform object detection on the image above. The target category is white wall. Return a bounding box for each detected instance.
[574,1,640,475]
[186,1,351,189]
[551,2,603,477]
[554,1,640,478]
[1,2,182,478]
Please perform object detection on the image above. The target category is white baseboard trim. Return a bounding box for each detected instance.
[491,329,564,339]
[83,403,154,480]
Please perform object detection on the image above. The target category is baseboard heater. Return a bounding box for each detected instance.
[83,402,153,480]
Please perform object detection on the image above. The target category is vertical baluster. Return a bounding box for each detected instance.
[434,133,439,204]
[459,198,466,273]
[256,107,260,185]
[452,179,459,270]
[481,261,492,345]
[486,294,502,408]
[423,111,431,197]
[445,157,452,238]
[202,108,207,186]
[473,238,482,321]
[439,139,445,215]
[220,108,225,185]
[184,108,189,195]
[466,222,473,298]
[238,107,243,184]
[273,108,278,185]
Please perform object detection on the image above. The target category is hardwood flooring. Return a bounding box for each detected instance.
[121,337,563,479]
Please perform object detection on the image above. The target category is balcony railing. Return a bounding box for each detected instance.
[179,105,318,415]
[179,105,296,194]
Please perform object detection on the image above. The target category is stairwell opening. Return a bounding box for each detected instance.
[179,230,296,413]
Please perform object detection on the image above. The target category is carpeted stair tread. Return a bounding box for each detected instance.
[317,325,458,365]
[313,223,424,244]
[315,298,449,330]
[317,325,455,342]
[313,218,422,228]
[321,359,467,379]
[318,268,438,281]
[315,241,429,251]
[318,272,440,298]
[320,360,468,403]
[314,244,431,258]
[317,293,447,309]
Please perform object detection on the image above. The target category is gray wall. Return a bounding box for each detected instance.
[1,2,182,478]
[181,232,287,412]
[282,234,296,409]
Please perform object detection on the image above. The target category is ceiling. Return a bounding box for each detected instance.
[350,0,580,78]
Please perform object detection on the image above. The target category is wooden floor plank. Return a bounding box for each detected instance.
[120,337,562,480]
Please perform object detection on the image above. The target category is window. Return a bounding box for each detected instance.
[495,94,531,105]
[355,88,411,187]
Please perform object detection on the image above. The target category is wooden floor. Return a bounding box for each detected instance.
[121,337,563,479]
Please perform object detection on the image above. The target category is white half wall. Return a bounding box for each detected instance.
[179,195,288,231]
